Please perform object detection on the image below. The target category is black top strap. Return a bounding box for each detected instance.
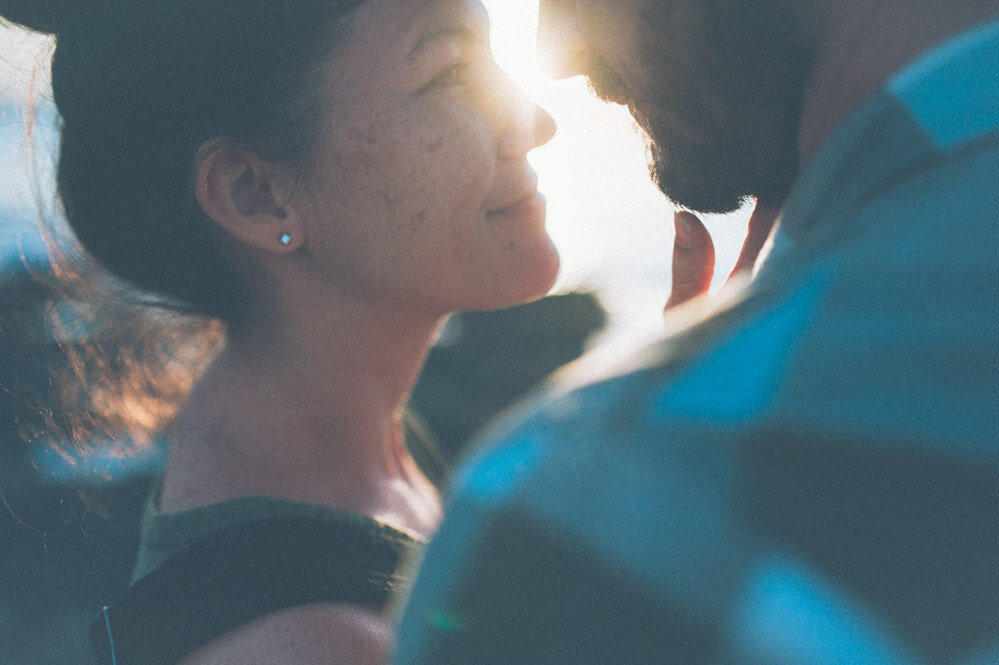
[89,515,420,665]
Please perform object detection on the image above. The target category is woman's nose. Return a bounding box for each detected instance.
[537,0,590,79]
[534,104,557,149]
[498,89,556,160]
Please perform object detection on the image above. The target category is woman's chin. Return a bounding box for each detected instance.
[479,240,561,311]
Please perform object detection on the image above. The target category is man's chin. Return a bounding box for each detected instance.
[650,153,751,215]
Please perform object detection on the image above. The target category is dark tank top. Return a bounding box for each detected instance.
[89,496,422,665]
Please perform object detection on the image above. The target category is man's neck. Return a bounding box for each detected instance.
[796,0,999,166]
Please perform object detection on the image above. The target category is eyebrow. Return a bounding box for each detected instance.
[410,24,482,57]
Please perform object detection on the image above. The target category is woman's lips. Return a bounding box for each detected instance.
[487,191,547,227]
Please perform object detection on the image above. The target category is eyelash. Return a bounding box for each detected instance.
[426,63,468,91]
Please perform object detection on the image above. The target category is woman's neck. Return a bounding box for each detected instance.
[159,288,445,538]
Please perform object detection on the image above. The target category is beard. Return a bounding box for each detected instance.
[592,0,812,214]
[644,92,801,214]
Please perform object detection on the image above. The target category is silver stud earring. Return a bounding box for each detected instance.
[279,233,292,246]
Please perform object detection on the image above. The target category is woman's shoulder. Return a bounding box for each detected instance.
[178,603,393,665]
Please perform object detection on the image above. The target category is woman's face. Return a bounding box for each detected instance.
[293,0,559,315]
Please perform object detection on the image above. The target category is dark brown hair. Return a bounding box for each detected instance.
[0,1,365,454]
[2,0,365,324]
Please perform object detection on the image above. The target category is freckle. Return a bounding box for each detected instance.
[426,139,444,154]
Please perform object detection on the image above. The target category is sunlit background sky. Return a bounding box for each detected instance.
[0,0,752,352]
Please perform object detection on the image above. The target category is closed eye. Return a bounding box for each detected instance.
[421,63,469,93]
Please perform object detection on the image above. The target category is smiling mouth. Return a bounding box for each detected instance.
[486,191,547,227]
[488,170,542,215]
[488,189,541,215]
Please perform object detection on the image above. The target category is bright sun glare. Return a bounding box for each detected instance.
[482,0,751,348]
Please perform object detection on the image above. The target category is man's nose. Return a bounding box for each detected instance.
[537,0,591,79]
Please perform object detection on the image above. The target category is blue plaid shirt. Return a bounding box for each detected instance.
[396,19,999,665]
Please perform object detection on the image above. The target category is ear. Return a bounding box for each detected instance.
[195,139,305,253]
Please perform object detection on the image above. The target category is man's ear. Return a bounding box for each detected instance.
[195,139,305,253]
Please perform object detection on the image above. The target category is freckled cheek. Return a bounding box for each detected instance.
[439,125,496,210]
[325,108,496,250]
[398,119,495,227]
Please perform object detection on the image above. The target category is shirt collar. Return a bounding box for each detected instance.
[776,18,999,252]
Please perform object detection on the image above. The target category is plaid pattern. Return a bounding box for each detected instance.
[395,20,999,665]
